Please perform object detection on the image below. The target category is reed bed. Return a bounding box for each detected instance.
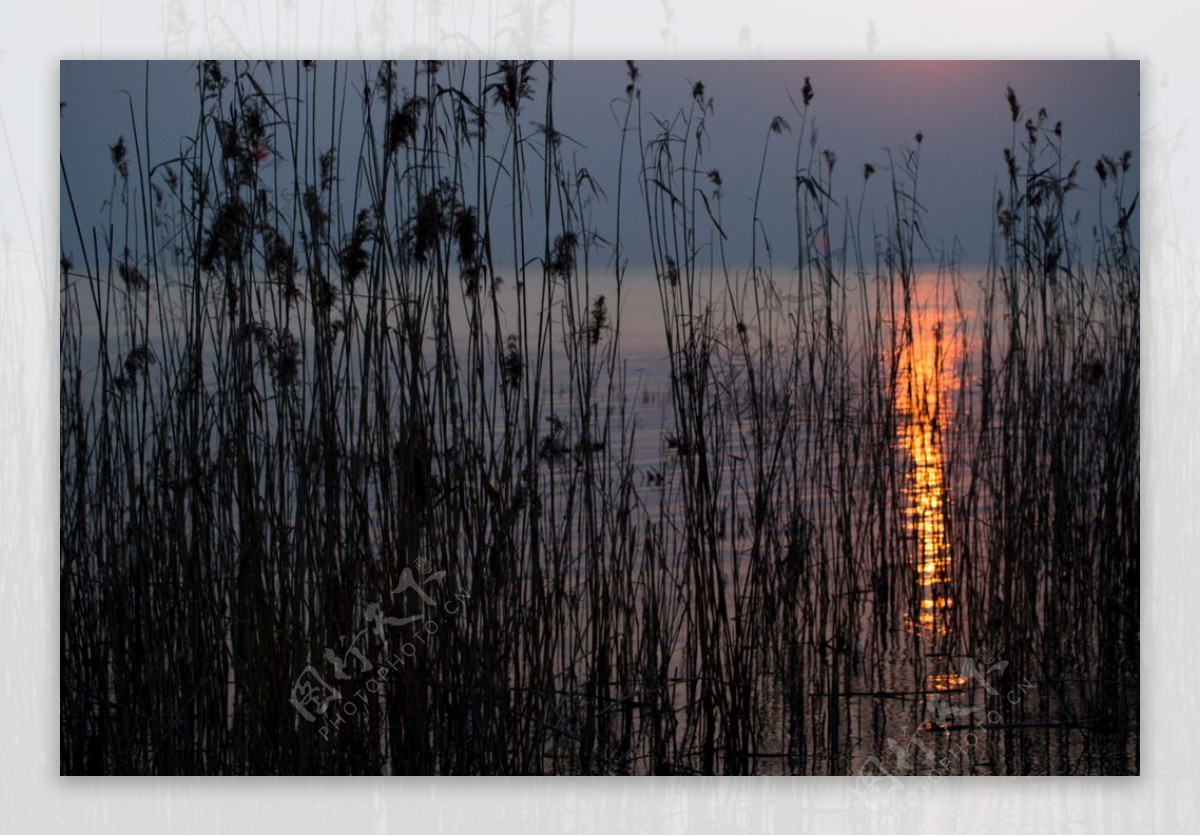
[60,61,1138,775]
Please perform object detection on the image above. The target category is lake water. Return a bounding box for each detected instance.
[62,260,1139,776]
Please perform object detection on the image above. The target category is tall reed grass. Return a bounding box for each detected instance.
[60,61,1138,775]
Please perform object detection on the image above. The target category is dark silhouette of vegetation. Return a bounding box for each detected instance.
[60,61,1138,775]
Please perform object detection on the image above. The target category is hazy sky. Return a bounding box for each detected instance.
[60,60,1139,273]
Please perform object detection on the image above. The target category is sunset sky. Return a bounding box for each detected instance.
[61,59,1138,271]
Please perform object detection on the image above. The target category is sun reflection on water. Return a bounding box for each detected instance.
[895,297,966,717]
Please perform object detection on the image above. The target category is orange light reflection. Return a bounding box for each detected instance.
[897,303,956,638]
[895,296,970,715]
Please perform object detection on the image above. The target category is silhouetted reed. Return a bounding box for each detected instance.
[60,61,1138,775]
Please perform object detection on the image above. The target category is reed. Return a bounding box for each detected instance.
[60,61,1139,775]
